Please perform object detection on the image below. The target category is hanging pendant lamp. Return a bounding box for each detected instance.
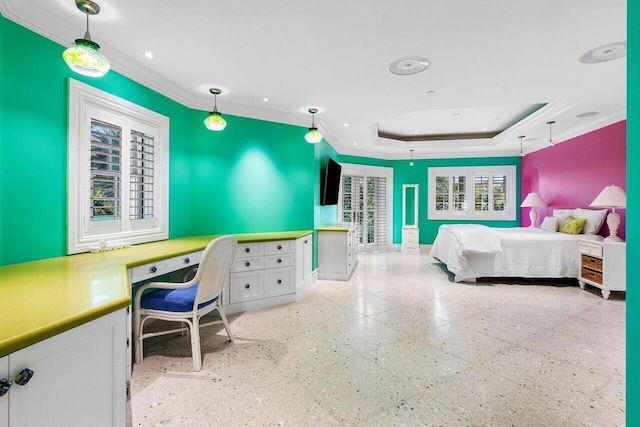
[204,88,227,131]
[305,108,323,143]
[519,135,526,157]
[547,120,556,145]
[62,0,110,78]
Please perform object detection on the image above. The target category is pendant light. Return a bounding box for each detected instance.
[409,149,414,167]
[546,120,556,145]
[203,88,227,131]
[519,135,525,157]
[305,108,323,143]
[62,0,110,78]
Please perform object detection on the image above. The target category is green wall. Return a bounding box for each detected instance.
[394,157,521,243]
[627,1,637,424]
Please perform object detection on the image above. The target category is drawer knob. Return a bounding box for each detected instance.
[277,245,282,250]
[245,248,250,253]
[304,240,308,244]
[245,284,250,289]
[184,257,190,264]
[245,261,251,267]
[277,258,282,264]
[0,379,12,397]
[150,266,157,273]
[15,368,34,386]
[277,279,282,284]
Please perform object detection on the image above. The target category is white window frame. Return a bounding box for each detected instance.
[67,79,169,254]
[427,165,516,221]
[338,163,393,253]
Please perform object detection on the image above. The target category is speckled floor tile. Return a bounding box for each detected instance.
[129,251,626,426]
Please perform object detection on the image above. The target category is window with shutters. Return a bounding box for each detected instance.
[339,164,393,252]
[68,79,169,254]
[428,166,516,220]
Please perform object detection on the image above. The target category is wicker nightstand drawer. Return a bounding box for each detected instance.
[581,254,603,272]
[581,267,603,285]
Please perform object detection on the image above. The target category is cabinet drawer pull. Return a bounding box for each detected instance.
[245,247,251,253]
[304,240,308,244]
[277,245,282,250]
[0,379,12,396]
[245,261,251,267]
[277,258,282,264]
[184,257,190,264]
[150,266,157,273]
[245,284,251,289]
[277,279,282,284]
[15,368,34,386]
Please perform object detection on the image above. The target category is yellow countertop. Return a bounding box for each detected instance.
[317,224,356,232]
[0,231,312,357]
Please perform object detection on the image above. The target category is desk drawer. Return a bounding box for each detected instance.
[578,242,603,257]
[229,271,264,303]
[264,267,294,298]
[264,253,294,269]
[264,240,294,255]
[131,260,170,282]
[237,242,264,258]
[231,256,264,272]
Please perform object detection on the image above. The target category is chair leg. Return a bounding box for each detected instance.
[217,303,235,342]
[189,318,202,372]
[134,313,143,364]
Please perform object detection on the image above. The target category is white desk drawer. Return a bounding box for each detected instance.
[229,271,264,303]
[231,256,264,272]
[264,240,294,255]
[131,260,170,282]
[264,267,294,298]
[237,242,264,258]
[167,251,201,270]
[264,253,294,269]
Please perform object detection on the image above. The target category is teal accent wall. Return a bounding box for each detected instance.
[394,157,521,244]
[627,1,637,424]
[188,110,315,235]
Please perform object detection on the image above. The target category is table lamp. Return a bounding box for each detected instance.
[520,192,547,228]
[590,185,626,241]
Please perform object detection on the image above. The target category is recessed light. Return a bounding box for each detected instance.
[482,128,487,131]
[262,97,269,102]
[354,142,359,146]
[452,112,460,116]
[579,42,626,63]
[144,51,154,59]
[387,56,430,76]
[414,131,419,134]
[344,123,350,127]
[426,90,436,95]
[576,111,599,118]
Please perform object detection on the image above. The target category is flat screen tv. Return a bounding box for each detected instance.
[321,157,342,206]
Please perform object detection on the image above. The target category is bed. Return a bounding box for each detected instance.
[430,224,602,282]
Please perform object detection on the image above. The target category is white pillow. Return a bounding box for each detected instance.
[573,208,608,235]
[553,209,575,229]
[540,216,558,232]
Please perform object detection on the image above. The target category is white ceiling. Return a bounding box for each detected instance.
[1,0,627,159]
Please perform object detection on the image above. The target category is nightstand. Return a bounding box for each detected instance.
[578,240,626,299]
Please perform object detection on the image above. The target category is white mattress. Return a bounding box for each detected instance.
[430,226,601,282]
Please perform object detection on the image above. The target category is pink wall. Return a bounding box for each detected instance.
[521,120,626,239]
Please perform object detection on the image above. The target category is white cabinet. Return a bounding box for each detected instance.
[318,226,358,280]
[578,240,626,299]
[402,227,420,254]
[224,235,313,314]
[1,309,127,427]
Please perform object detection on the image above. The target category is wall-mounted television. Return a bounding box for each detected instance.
[321,157,342,206]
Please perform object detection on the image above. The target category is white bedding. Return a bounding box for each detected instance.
[430,225,601,282]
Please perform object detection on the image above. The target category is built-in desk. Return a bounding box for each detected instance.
[0,231,314,426]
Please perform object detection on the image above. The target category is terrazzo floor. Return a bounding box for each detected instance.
[128,251,626,426]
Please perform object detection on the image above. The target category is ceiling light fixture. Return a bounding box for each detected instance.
[519,135,525,157]
[203,88,227,131]
[387,56,430,76]
[546,120,556,145]
[305,108,323,143]
[409,149,414,167]
[144,51,154,59]
[62,0,110,78]
[579,41,627,63]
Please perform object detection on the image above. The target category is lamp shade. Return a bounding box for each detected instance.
[203,111,227,131]
[520,192,547,207]
[305,127,323,143]
[63,39,110,77]
[590,185,626,208]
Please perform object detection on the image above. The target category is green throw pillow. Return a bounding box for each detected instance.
[559,216,587,235]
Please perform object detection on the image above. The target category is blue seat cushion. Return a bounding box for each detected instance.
[140,283,217,312]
